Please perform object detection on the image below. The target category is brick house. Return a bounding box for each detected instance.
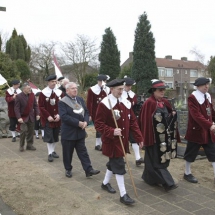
[121,52,209,91]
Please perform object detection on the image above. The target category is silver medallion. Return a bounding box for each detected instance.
[113,109,121,120]
[168,137,172,146]
[154,113,162,122]
[159,134,165,142]
[156,123,165,133]
[50,98,56,106]
[160,142,167,152]
[206,107,211,116]
[165,151,171,160]
[171,150,176,158]
[161,154,166,163]
[171,139,177,149]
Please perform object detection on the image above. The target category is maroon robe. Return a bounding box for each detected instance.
[185,94,215,144]
[87,87,108,121]
[95,96,143,158]
[38,89,63,128]
[138,95,180,147]
[5,89,21,117]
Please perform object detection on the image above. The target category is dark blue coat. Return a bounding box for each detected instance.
[58,95,89,140]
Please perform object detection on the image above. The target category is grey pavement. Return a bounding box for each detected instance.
[1,128,215,215]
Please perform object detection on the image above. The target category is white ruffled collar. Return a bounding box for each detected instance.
[42,86,62,98]
[122,90,135,99]
[7,88,22,95]
[192,90,211,104]
[91,84,110,95]
[101,94,131,109]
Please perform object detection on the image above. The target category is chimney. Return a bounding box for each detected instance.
[129,52,133,60]
[165,55,172,60]
[181,57,187,61]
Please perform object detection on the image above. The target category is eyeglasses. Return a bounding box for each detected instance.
[157,88,165,92]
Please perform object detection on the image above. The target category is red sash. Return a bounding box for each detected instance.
[16,93,35,132]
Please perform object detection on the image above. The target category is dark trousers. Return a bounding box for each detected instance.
[184,140,215,162]
[20,121,34,147]
[9,117,18,131]
[61,138,92,173]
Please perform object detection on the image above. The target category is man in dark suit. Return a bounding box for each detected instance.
[14,83,40,151]
[58,82,100,178]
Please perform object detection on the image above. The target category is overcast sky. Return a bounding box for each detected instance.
[1,0,215,65]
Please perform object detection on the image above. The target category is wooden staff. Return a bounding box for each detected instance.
[104,83,138,198]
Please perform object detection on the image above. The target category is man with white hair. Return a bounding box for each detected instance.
[58,77,69,95]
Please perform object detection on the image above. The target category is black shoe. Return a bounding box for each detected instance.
[48,154,53,162]
[136,157,144,166]
[101,183,116,194]
[52,151,59,158]
[12,137,16,142]
[184,174,198,183]
[86,169,100,177]
[95,145,101,151]
[36,136,39,139]
[26,145,36,150]
[120,193,135,205]
[65,170,72,178]
[163,184,178,192]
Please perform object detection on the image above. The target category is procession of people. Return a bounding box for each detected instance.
[2,73,215,206]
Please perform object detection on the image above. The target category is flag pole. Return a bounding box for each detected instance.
[103,83,138,198]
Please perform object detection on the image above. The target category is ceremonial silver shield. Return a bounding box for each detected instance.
[113,109,121,120]
[165,151,171,160]
[160,142,167,152]
[161,154,166,163]
[171,150,176,158]
[156,123,165,133]
[159,134,165,142]
[154,113,162,122]
[50,98,56,106]
[171,139,177,149]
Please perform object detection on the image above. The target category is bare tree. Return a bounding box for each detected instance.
[190,47,205,64]
[29,41,58,83]
[0,30,9,52]
[61,34,99,92]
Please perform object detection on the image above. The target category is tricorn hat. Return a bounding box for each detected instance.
[45,74,57,81]
[193,77,211,86]
[106,79,125,87]
[148,79,169,93]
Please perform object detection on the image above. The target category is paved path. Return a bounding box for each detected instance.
[1,129,215,215]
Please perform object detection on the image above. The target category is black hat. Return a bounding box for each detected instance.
[97,74,110,81]
[124,76,136,86]
[35,92,41,96]
[58,76,64,81]
[193,77,210,86]
[106,79,125,87]
[45,74,57,81]
[11,80,20,85]
[148,79,169,93]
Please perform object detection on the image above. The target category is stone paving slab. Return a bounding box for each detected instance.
[0,128,215,215]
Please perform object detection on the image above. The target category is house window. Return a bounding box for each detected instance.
[166,82,173,88]
[166,68,173,77]
[158,68,165,77]
[185,70,187,74]
[190,70,198,77]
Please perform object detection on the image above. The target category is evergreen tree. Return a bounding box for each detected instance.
[5,29,31,62]
[132,12,158,95]
[99,27,120,80]
[15,59,31,81]
[118,63,133,79]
